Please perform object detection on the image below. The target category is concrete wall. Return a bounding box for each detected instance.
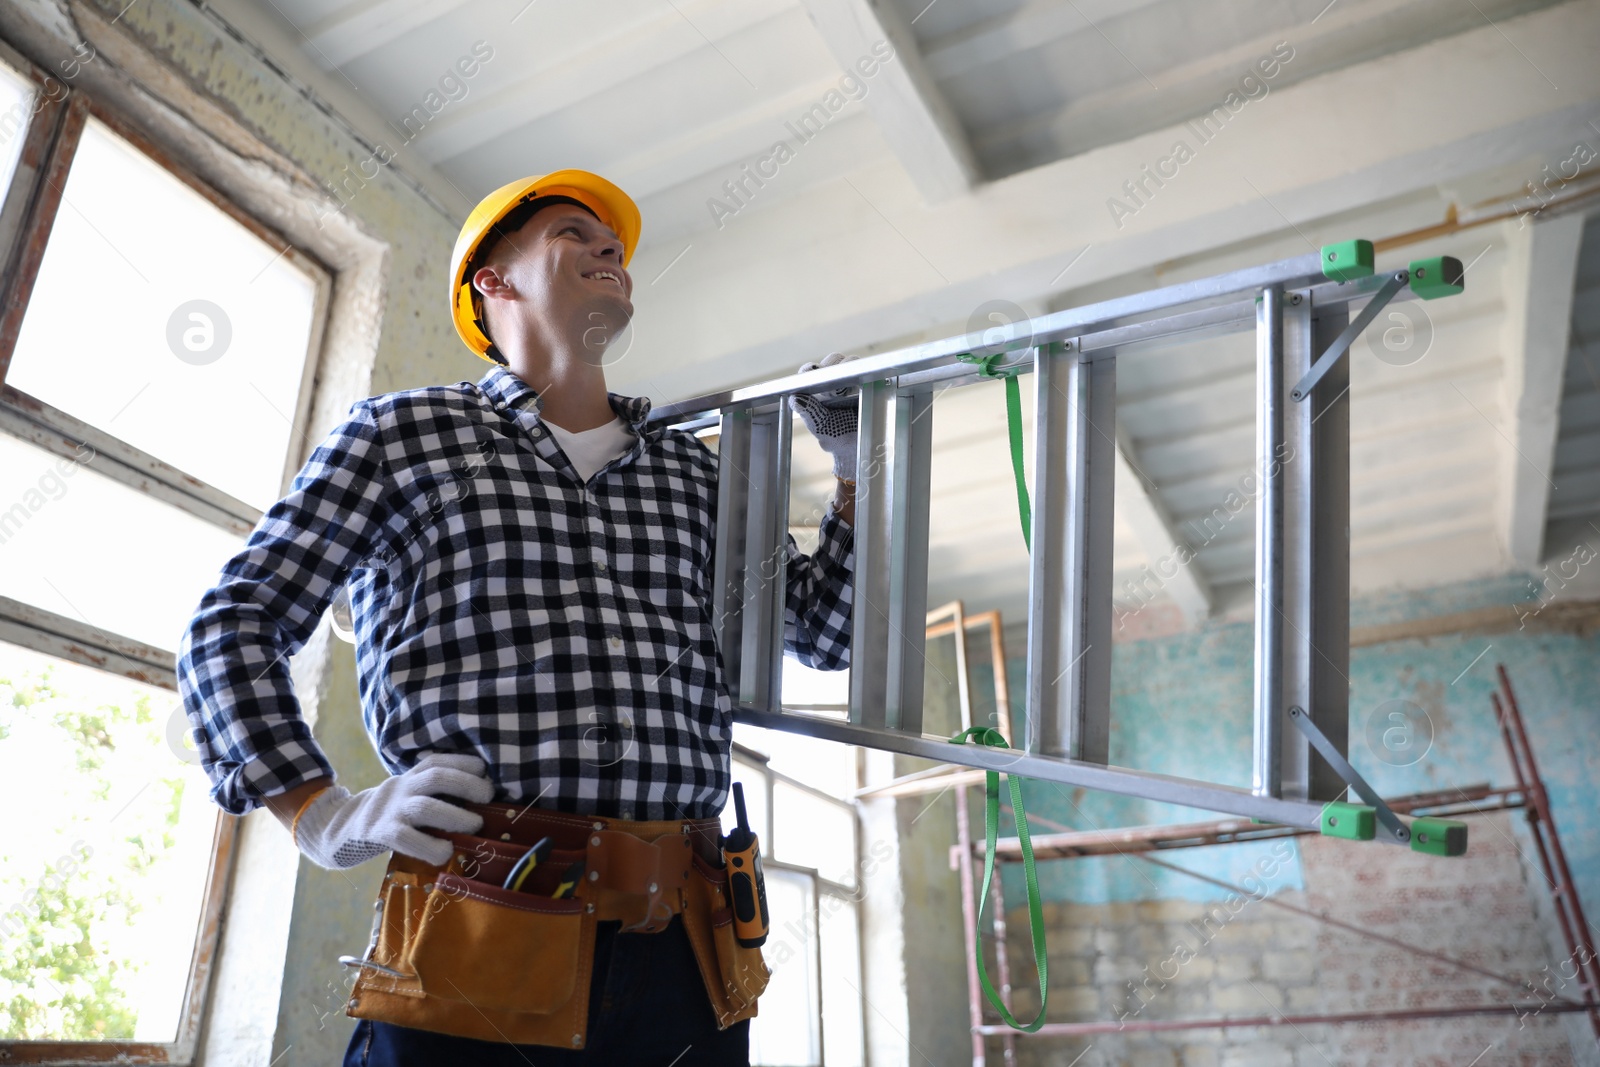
[859,627,985,1066]
[924,573,1600,1066]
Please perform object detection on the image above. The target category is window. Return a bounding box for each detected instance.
[728,728,867,1067]
[0,61,31,198]
[0,37,327,1061]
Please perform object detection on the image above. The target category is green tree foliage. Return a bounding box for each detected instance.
[0,665,186,1040]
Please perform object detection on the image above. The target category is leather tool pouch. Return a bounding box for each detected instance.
[680,850,772,1028]
[344,805,769,1047]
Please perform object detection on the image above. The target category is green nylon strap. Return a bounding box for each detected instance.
[948,726,1049,1031]
[1004,375,1031,551]
[942,363,1049,1030]
[947,348,1049,1023]
[954,349,1033,552]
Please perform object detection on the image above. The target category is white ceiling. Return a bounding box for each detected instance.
[224,0,1600,632]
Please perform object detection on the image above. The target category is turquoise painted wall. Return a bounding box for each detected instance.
[981,575,1600,911]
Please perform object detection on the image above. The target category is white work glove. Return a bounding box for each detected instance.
[792,352,859,481]
[291,752,496,869]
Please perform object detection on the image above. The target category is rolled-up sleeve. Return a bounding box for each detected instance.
[176,402,389,815]
[782,508,854,670]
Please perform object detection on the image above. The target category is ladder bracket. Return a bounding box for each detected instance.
[1407,255,1465,300]
[1320,800,1377,841]
[1409,816,1469,857]
[956,349,1033,380]
[1320,239,1375,281]
[1290,271,1408,402]
[1288,706,1410,845]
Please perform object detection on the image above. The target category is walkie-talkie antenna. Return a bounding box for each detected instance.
[733,781,750,831]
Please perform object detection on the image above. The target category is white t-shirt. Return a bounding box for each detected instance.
[543,415,635,483]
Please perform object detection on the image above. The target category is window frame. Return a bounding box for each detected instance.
[732,743,867,1067]
[0,31,331,1065]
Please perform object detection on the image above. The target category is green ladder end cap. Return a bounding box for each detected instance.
[1409,817,1468,856]
[1320,801,1376,841]
[1408,256,1465,300]
[1321,239,1375,281]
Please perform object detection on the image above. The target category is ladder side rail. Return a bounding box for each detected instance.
[1281,294,1314,799]
[652,268,1433,440]
[649,254,1330,425]
[875,275,1438,400]
[1281,295,1353,800]
[1306,301,1353,800]
[1253,286,1286,798]
[849,380,895,728]
[737,705,1331,828]
[886,389,934,734]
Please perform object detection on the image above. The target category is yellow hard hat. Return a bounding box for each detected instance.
[449,169,642,362]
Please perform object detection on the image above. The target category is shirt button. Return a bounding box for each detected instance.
[607,635,623,651]
[596,560,608,573]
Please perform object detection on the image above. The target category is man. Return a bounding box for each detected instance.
[176,170,859,1066]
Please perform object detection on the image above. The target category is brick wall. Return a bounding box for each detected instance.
[995,811,1582,1066]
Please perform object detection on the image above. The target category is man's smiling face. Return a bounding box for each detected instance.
[473,201,633,366]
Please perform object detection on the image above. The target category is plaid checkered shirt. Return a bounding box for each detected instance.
[176,364,854,822]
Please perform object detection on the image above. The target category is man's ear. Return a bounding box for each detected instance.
[473,264,512,301]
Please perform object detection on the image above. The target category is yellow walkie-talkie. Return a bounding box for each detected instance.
[721,782,769,948]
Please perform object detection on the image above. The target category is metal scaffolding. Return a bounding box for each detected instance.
[892,636,1599,1066]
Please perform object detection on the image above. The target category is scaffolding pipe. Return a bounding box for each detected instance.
[1493,665,1600,1040]
[972,1001,1600,1037]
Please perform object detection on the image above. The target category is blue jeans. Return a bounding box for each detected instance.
[343,916,750,1066]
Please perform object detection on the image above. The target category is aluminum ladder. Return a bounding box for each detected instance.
[648,240,1469,852]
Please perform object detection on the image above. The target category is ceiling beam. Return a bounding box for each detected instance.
[921,0,1166,81]
[1114,429,1214,625]
[1497,211,1585,570]
[968,0,1568,175]
[799,0,978,203]
[613,1,1600,405]
[303,0,472,69]
[603,75,858,202]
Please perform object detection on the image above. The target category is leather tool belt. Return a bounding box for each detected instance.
[343,801,770,1048]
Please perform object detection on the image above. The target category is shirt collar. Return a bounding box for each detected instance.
[476,364,653,432]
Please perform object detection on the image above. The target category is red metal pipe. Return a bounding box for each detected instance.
[1495,666,1600,1041]
[972,1000,1600,1037]
[1490,691,1588,1003]
[986,847,1017,1066]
